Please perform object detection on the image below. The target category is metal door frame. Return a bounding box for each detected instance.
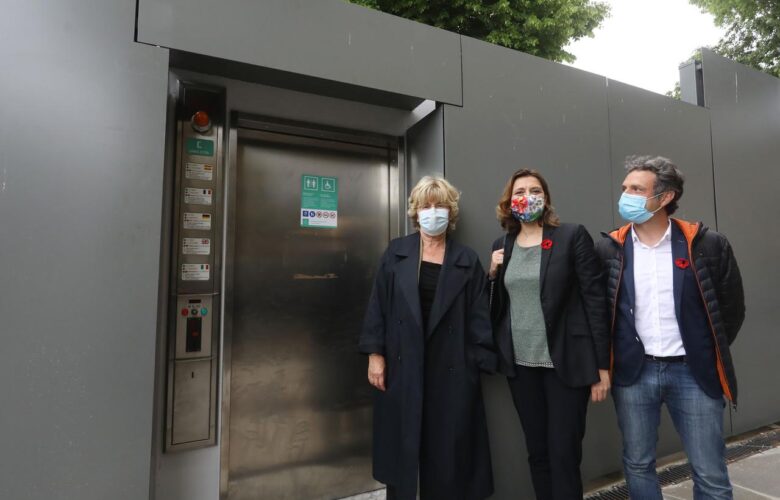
[219,112,404,498]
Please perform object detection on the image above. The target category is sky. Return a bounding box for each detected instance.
[564,0,725,95]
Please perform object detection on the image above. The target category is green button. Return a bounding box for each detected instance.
[201,307,208,316]
[186,138,214,157]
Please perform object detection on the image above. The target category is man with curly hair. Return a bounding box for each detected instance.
[595,156,745,500]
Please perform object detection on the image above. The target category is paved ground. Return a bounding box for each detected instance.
[344,488,384,500]
[663,446,780,500]
[343,425,780,500]
[344,431,780,499]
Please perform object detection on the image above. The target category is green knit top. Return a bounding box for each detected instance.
[504,243,554,368]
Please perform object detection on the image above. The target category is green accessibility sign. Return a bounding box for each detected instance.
[301,175,338,228]
[186,137,214,157]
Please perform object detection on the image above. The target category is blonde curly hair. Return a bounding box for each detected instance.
[407,176,460,231]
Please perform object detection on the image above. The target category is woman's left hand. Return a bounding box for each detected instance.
[590,369,611,402]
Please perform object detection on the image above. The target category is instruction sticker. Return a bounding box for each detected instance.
[184,187,213,206]
[181,263,210,281]
[183,212,212,230]
[301,175,338,228]
[183,238,211,255]
[185,162,214,181]
[186,138,214,157]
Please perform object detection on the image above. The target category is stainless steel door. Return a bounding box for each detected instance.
[224,126,395,499]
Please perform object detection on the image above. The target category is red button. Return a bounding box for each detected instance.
[180,308,188,316]
[193,111,210,128]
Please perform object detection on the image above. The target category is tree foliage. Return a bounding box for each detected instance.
[348,0,609,63]
[690,0,780,77]
[666,81,682,100]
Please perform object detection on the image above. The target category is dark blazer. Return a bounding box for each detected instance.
[490,223,610,387]
[595,219,745,403]
[359,232,496,500]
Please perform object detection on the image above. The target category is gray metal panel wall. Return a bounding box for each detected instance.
[701,49,780,433]
[680,62,705,107]
[0,1,168,499]
[606,79,717,229]
[137,0,463,106]
[443,37,615,498]
[406,105,445,209]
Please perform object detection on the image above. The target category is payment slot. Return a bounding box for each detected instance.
[165,83,225,452]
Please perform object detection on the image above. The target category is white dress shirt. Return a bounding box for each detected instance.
[632,221,686,356]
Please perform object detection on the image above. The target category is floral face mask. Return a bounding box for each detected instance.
[510,194,545,223]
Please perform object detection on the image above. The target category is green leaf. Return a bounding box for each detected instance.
[689,0,780,78]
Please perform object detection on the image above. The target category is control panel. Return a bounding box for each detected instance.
[165,83,225,452]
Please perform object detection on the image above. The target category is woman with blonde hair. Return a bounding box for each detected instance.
[360,176,496,500]
[488,169,610,499]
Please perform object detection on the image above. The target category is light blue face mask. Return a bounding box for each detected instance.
[418,207,450,236]
[618,192,664,224]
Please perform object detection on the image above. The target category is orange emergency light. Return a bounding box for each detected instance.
[191,111,211,133]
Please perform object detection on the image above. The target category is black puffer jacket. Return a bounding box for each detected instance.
[594,218,745,403]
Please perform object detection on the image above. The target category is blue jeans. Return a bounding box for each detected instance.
[612,359,731,500]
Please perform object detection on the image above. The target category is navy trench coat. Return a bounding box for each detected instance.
[359,232,497,500]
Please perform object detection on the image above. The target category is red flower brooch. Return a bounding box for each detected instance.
[675,258,690,269]
[541,239,553,250]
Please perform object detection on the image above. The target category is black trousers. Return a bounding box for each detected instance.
[507,365,590,500]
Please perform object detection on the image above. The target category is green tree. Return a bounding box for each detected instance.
[690,0,780,77]
[666,81,682,100]
[348,0,610,63]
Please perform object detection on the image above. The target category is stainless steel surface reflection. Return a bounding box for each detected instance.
[227,128,392,499]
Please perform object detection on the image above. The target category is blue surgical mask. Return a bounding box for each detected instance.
[618,192,664,224]
[418,207,450,236]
